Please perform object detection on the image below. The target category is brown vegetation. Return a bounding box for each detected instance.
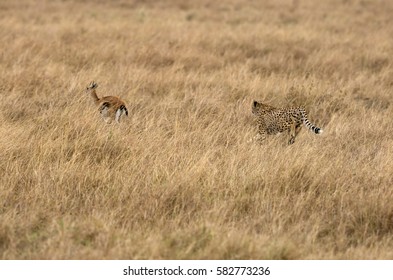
[0,0,392,259]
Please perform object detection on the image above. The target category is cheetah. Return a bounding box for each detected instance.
[252,100,323,145]
[85,81,128,123]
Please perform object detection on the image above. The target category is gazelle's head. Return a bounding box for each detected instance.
[86,81,98,92]
[86,81,100,102]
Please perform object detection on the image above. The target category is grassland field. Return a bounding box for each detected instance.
[0,0,393,259]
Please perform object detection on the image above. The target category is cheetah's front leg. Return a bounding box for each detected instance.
[255,132,267,143]
[248,132,266,144]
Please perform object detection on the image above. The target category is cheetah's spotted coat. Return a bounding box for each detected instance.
[252,100,323,145]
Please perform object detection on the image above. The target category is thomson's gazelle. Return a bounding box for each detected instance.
[85,81,128,123]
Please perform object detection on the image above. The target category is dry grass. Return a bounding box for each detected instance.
[0,0,393,259]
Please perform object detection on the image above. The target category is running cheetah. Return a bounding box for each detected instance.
[252,100,323,145]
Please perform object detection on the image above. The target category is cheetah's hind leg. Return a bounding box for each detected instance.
[288,121,296,145]
[288,119,302,145]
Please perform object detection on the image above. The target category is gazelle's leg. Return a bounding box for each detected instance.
[99,103,109,119]
[115,109,122,123]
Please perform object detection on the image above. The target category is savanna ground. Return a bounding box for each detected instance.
[0,0,392,259]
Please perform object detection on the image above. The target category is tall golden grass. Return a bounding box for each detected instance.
[0,0,392,259]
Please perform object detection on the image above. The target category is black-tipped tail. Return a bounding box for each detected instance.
[315,127,323,134]
[304,119,323,134]
[300,109,323,134]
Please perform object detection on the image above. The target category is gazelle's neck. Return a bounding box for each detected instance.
[89,89,100,104]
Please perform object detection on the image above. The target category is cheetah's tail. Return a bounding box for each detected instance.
[301,110,323,134]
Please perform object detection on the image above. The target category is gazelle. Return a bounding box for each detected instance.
[85,81,128,123]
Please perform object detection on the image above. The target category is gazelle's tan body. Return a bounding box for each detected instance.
[86,81,128,123]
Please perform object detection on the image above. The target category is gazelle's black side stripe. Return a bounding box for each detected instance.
[120,105,128,116]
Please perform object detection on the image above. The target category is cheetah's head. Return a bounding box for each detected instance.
[252,100,275,116]
[252,100,262,115]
